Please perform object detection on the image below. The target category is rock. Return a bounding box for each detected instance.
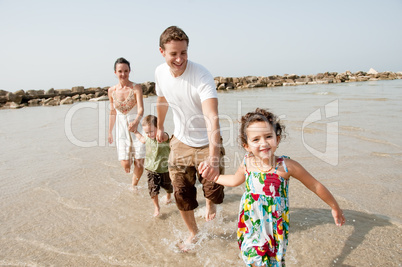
[46,88,55,95]
[15,89,25,96]
[354,71,366,76]
[141,82,155,95]
[43,98,59,106]
[295,77,312,83]
[286,74,299,80]
[357,76,370,82]
[336,73,349,82]
[217,83,226,90]
[80,94,90,101]
[72,86,84,93]
[28,99,41,106]
[220,77,229,83]
[95,91,105,97]
[0,96,7,104]
[6,92,23,104]
[4,101,23,109]
[246,76,258,83]
[258,77,269,84]
[0,90,8,96]
[226,83,235,90]
[316,73,325,79]
[60,97,74,105]
[72,95,80,101]
[26,90,39,97]
[55,89,72,95]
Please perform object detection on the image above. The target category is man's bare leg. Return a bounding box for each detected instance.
[179,209,198,249]
[205,198,217,221]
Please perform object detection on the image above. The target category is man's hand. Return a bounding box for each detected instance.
[198,157,220,181]
[156,127,165,143]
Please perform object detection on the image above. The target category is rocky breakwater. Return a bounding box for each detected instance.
[214,69,402,90]
[0,82,156,109]
[1,69,401,109]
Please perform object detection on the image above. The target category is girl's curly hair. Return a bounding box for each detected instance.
[239,108,286,147]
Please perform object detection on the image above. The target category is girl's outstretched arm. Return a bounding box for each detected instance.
[287,159,346,226]
[199,162,246,187]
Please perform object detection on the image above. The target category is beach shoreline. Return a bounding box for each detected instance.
[1,69,401,110]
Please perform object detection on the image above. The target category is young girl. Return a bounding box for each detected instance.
[199,108,345,267]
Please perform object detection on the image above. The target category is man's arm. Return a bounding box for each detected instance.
[200,98,221,180]
[156,96,169,142]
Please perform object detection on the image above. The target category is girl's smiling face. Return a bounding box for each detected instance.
[244,121,280,160]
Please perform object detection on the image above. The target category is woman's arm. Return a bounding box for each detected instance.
[108,87,116,144]
[287,159,345,226]
[129,84,144,132]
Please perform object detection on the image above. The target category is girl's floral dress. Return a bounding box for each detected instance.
[238,154,290,266]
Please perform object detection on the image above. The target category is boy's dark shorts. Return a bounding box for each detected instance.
[168,136,225,211]
[147,171,173,198]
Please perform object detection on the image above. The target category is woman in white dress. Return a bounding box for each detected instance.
[108,57,146,188]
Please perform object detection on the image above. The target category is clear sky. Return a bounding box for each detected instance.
[1,0,401,92]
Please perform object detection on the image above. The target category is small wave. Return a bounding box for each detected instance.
[33,187,90,211]
[314,91,335,96]
[340,126,364,132]
[371,152,402,158]
[343,98,389,101]
[340,133,400,148]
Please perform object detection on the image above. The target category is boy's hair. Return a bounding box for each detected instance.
[142,115,157,127]
[239,108,286,147]
[114,57,131,71]
[159,26,189,50]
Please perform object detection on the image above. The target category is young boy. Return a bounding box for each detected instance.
[134,115,173,217]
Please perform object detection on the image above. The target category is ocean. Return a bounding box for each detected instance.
[1,79,401,266]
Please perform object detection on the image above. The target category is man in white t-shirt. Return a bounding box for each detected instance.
[155,26,225,249]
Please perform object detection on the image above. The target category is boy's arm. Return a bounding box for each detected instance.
[287,159,345,226]
[133,131,146,144]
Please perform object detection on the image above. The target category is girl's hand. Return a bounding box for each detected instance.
[332,208,346,226]
[198,161,219,182]
[108,133,113,144]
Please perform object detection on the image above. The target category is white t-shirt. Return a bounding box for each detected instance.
[155,60,217,147]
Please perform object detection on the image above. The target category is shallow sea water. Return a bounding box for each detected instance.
[0,80,401,266]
